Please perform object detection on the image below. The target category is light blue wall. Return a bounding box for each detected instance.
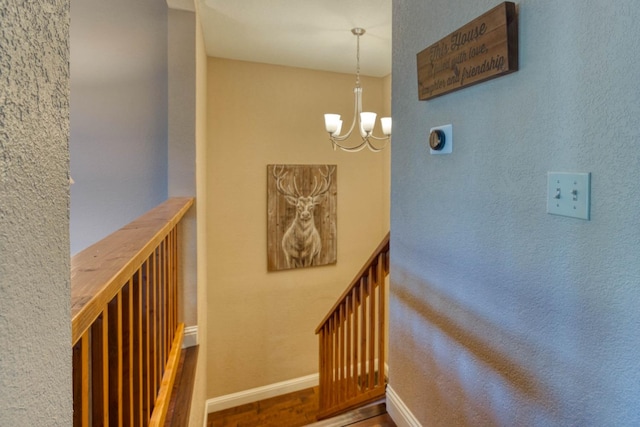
[69,0,168,254]
[390,0,640,425]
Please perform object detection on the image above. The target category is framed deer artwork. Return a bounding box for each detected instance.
[267,164,337,271]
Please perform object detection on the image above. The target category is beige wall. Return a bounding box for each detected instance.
[206,57,390,397]
[188,9,209,427]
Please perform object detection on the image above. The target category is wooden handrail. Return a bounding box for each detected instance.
[71,197,194,426]
[71,197,193,344]
[315,232,390,420]
[315,233,390,334]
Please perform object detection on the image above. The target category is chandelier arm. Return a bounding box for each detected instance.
[330,139,370,152]
[328,87,361,141]
[330,134,389,152]
[365,139,389,152]
[367,133,392,141]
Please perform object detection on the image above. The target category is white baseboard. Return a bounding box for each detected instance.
[206,373,319,414]
[386,385,422,427]
[182,325,198,348]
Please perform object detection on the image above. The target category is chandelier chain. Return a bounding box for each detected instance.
[355,31,361,87]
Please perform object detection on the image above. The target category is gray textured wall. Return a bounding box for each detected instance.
[169,9,196,198]
[0,0,72,425]
[69,0,168,254]
[168,9,198,328]
[390,0,640,425]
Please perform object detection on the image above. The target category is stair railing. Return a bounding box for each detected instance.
[315,232,390,420]
[71,197,194,426]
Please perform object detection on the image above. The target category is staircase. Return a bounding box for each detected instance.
[315,233,390,420]
[208,234,393,426]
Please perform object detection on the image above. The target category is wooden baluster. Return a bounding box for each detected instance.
[332,313,339,406]
[332,311,337,407]
[150,251,158,423]
[167,233,172,346]
[143,257,152,424]
[171,227,178,337]
[325,322,332,410]
[159,243,165,397]
[166,234,171,356]
[156,245,163,389]
[345,293,352,400]
[167,234,172,352]
[91,310,109,426]
[328,319,333,409]
[351,283,358,396]
[320,322,331,408]
[368,266,376,391]
[108,292,123,426]
[122,280,133,425]
[174,228,178,333]
[342,302,347,401]
[327,322,332,408]
[325,315,330,410]
[359,277,367,392]
[175,227,179,332]
[377,254,386,388]
[161,237,168,364]
[153,247,160,402]
[322,319,329,411]
[351,285,359,397]
[342,303,348,400]
[169,231,175,346]
[169,231,174,342]
[337,304,343,403]
[158,243,164,398]
[162,239,168,373]
[133,269,143,426]
[318,329,323,412]
[72,331,89,427]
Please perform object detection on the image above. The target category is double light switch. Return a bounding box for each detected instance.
[547,172,591,220]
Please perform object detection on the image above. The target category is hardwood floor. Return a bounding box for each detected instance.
[207,387,319,427]
[207,387,396,427]
[165,346,199,427]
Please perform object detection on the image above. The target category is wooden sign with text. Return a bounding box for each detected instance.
[417,2,518,100]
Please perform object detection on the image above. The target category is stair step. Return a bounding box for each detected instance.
[306,402,394,427]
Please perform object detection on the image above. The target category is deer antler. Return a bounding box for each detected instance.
[272,165,300,197]
[309,165,335,198]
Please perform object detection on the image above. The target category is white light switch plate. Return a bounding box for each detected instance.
[547,172,591,220]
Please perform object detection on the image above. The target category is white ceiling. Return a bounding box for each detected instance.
[186,0,392,77]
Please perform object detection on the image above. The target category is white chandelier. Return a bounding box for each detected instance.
[323,28,392,152]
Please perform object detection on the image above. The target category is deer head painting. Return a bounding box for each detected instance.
[267,164,337,271]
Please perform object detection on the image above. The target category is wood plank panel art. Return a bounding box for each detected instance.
[417,2,518,100]
[267,164,337,271]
